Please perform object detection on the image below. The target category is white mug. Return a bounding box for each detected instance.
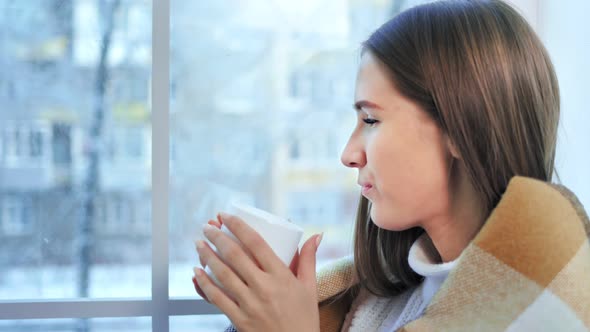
[202,202,304,290]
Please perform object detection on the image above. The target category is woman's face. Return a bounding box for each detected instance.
[341,52,454,231]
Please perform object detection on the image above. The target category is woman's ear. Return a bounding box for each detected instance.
[445,136,461,160]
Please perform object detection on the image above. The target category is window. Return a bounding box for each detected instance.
[0,0,156,328]
[29,129,43,158]
[0,195,30,235]
[99,195,132,232]
[1,1,588,331]
[1,123,48,167]
[52,123,72,165]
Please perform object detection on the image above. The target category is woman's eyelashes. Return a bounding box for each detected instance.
[362,117,379,126]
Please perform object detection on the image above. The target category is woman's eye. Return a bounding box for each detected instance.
[362,118,379,126]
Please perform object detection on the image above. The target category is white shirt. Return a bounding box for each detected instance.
[344,234,458,332]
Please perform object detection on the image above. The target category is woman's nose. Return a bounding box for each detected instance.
[340,136,366,168]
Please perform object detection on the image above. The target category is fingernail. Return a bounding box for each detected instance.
[194,267,204,278]
[202,224,216,235]
[218,212,229,222]
[315,233,324,248]
[196,240,205,251]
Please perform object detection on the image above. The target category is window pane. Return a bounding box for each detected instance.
[169,0,430,298]
[0,0,152,299]
[0,317,150,332]
[538,1,590,208]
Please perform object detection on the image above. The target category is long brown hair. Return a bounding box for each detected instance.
[344,0,560,300]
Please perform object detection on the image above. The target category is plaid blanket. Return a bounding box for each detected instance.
[226,176,590,331]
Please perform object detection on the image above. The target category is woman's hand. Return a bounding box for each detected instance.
[193,212,322,332]
[192,217,305,302]
[193,218,222,302]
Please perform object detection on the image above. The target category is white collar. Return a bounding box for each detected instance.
[408,233,458,278]
[407,233,458,306]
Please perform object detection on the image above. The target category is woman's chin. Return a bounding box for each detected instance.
[370,208,414,231]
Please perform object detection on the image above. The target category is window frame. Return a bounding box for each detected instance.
[0,1,221,331]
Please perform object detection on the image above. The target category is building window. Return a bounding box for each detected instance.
[1,124,47,167]
[1,196,30,235]
[99,195,132,232]
[29,130,43,158]
[52,123,72,165]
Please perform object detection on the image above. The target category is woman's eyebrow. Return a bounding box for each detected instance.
[353,100,382,111]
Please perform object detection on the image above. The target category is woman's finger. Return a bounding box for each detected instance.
[289,250,300,276]
[297,233,322,291]
[198,220,222,268]
[208,219,222,228]
[197,241,207,268]
[194,268,245,324]
[217,212,285,275]
[192,275,209,302]
[196,238,251,302]
[201,224,263,288]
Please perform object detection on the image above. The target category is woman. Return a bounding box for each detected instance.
[193,1,590,331]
